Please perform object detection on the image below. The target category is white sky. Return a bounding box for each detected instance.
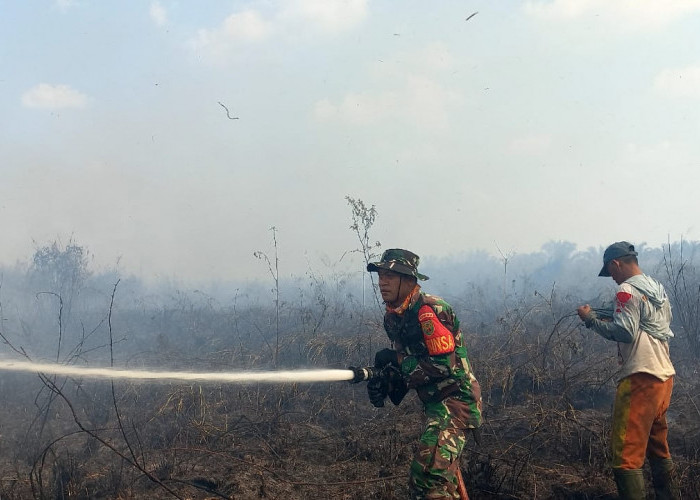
[2,1,699,284]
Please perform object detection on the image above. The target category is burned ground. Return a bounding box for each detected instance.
[0,317,698,500]
[1,241,700,499]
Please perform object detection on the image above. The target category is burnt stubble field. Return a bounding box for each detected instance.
[0,242,699,499]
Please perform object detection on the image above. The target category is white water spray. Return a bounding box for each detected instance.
[0,359,354,384]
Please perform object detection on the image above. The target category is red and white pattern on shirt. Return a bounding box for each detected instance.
[616,291,633,313]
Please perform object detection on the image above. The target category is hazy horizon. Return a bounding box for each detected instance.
[3,1,699,283]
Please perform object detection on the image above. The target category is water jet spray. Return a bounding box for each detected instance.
[0,359,359,384]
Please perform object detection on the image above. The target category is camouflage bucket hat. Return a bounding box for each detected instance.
[367,248,429,280]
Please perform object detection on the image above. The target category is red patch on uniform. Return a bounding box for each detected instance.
[418,305,455,355]
[615,291,633,313]
[418,310,435,322]
[616,292,633,304]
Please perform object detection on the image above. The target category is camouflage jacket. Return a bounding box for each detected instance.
[384,291,482,427]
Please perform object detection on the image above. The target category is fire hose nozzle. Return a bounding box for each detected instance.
[348,366,378,383]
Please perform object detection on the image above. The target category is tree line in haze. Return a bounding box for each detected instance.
[1,236,699,366]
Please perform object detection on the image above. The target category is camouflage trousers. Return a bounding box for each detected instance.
[409,397,474,499]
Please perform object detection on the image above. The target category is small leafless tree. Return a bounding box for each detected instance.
[254,226,281,367]
[662,238,700,356]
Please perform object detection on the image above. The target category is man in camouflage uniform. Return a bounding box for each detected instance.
[366,249,482,499]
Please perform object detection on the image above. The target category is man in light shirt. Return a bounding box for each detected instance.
[577,241,677,500]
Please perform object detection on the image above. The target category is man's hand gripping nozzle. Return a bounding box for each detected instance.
[348,365,408,407]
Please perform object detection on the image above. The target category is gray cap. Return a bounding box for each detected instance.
[599,241,638,277]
